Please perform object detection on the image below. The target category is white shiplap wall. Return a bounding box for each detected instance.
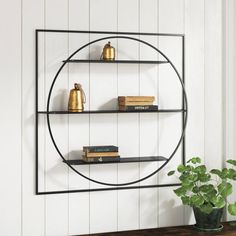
[0,0,22,235]
[0,0,226,235]
[224,0,236,221]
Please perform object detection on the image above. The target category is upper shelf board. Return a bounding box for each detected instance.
[62,59,169,64]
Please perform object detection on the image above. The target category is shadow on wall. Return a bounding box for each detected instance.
[38,151,83,191]
[52,89,68,110]
[185,206,194,224]
[99,98,118,110]
[159,199,185,226]
[89,45,101,59]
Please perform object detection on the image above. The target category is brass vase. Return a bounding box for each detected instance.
[101,41,115,60]
[68,83,86,112]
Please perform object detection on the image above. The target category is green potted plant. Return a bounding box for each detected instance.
[168,157,236,232]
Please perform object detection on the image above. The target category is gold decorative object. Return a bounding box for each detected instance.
[68,83,86,112]
[101,41,115,60]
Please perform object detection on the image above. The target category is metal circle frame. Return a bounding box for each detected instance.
[46,35,188,187]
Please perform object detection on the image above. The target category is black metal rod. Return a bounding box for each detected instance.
[182,36,186,165]
[45,35,188,187]
[63,59,168,64]
[35,30,39,194]
[38,109,186,114]
[63,156,167,165]
[36,29,184,37]
[36,183,182,195]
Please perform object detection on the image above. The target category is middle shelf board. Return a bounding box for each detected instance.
[62,59,169,64]
[63,156,167,165]
[38,109,186,114]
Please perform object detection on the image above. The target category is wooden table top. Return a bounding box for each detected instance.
[78,221,236,236]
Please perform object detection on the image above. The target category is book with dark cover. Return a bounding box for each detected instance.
[83,145,119,153]
[118,96,155,102]
[119,105,158,111]
[82,156,120,163]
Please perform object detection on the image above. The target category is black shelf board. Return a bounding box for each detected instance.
[63,59,168,64]
[38,109,186,114]
[63,156,167,165]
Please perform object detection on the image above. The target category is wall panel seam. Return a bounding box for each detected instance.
[21,0,23,235]
[116,0,119,232]
[89,0,91,234]
[67,1,70,235]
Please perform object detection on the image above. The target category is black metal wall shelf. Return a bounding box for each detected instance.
[64,156,167,165]
[35,29,188,195]
[38,109,186,115]
[62,59,168,64]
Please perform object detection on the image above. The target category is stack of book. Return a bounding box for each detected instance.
[118,96,158,111]
[82,145,120,163]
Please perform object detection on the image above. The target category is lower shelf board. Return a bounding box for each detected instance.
[63,156,167,165]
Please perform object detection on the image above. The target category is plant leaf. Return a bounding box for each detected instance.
[182,181,194,191]
[174,187,187,197]
[177,164,187,173]
[190,195,204,207]
[188,174,198,182]
[187,157,201,164]
[181,196,190,205]
[206,189,217,199]
[199,184,213,193]
[210,169,222,178]
[194,165,207,174]
[203,189,217,203]
[179,173,190,182]
[211,196,225,208]
[198,173,211,182]
[218,182,233,198]
[227,168,236,180]
[167,170,175,176]
[222,168,229,179]
[227,159,236,167]
[192,186,200,193]
[186,165,193,171]
[228,202,236,216]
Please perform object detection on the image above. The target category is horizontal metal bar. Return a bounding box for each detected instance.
[38,109,186,114]
[63,59,168,64]
[36,29,184,37]
[63,156,167,165]
[36,183,181,195]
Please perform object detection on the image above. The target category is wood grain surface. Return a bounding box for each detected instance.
[77,222,236,236]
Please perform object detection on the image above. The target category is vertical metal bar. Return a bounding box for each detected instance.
[35,30,39,194]
[182,35,186,165]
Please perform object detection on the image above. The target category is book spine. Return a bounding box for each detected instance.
[119,101,154,106]
[85,152,119,157]
[83,146,118,152]
[119,105,158,111]
[118,96,155,102]
[82,156,120,163]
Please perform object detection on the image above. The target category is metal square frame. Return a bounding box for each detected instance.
[35,29,186,195]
